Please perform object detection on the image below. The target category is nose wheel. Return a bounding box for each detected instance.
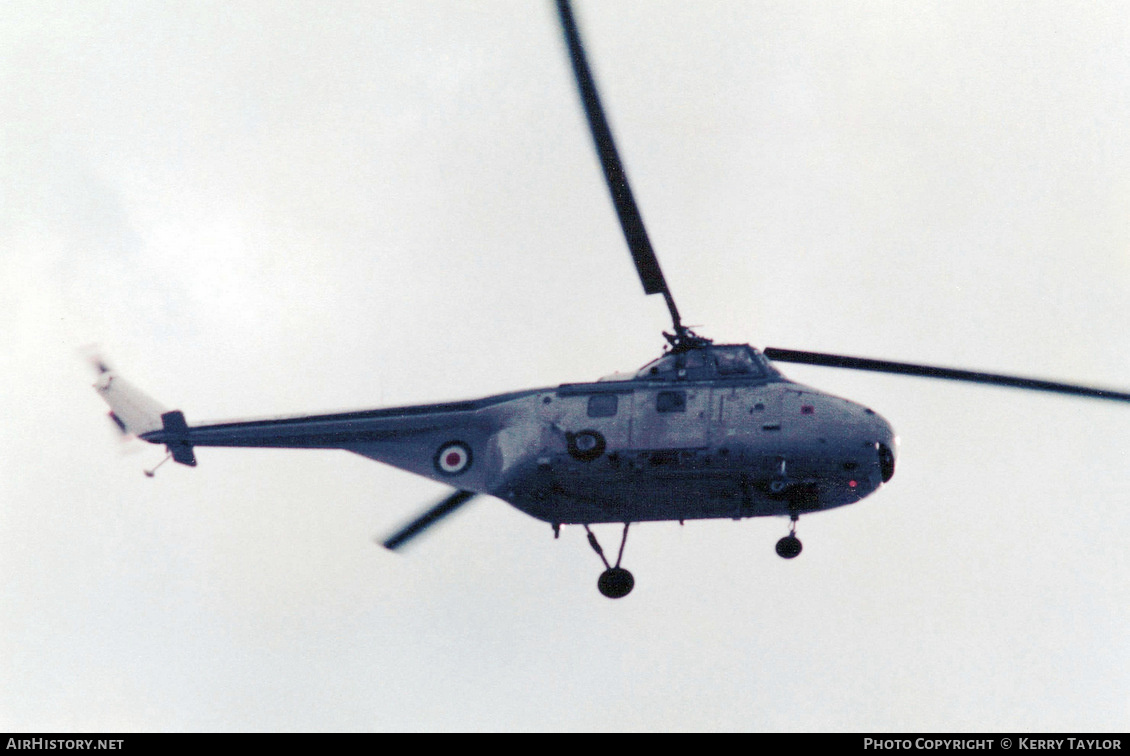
[775,515,803,559]
[585,524,634,598]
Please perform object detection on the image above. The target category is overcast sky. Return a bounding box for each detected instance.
[2,0,1129,731]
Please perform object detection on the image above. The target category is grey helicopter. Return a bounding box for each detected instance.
[94,0,1130,598]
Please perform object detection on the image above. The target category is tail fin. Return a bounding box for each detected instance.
[91,358,197,466]
[92,360,166,436]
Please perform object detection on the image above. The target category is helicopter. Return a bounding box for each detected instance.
[93,0,1130,599]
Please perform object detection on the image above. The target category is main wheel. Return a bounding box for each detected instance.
[775,535,803,559]
[597,567,635,598]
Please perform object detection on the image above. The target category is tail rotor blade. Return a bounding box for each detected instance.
[764,347,1130,403]
[381,489,478,551]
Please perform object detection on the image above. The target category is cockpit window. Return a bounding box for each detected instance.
[632,345,770,381]
[683,351,707,369]
[714,346,764,377]
[634,350,710,380]
[635,355,677,379]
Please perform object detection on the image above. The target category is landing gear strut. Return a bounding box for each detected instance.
[585,524,634,599]
[775,514,803,559]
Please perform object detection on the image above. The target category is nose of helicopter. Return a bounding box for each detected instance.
[809,390,897,484]
[870,409,898,483]
[783,387,897,486]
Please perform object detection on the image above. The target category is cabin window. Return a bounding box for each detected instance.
[656,390,686,413]
[587,394,618,418]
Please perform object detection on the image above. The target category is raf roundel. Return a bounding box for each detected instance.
[434,441,473,476]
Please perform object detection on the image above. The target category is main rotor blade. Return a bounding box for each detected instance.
[764,347,1130,403]
[381,489,478,551]
[555,0,683,333]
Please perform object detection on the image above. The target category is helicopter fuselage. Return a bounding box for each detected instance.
[499,377,896,525]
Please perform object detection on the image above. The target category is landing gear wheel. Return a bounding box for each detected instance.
[585,523,634,598]
[776,535,803,559]
[597,567,635,599]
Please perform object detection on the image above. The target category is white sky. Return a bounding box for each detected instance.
[2,0,1129,732]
